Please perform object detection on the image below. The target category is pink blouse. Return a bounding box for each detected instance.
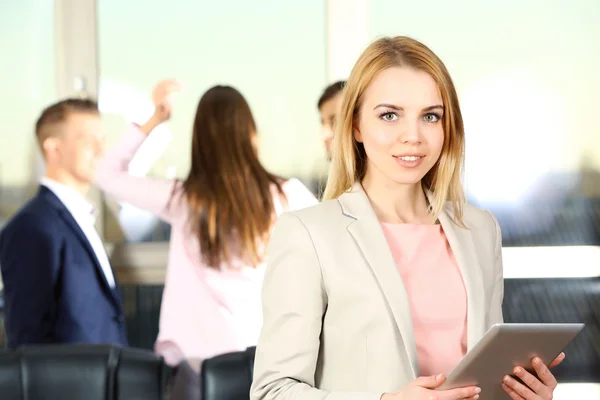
[96,125,318,365]
[380,222,468,376]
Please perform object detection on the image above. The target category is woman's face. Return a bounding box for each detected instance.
[355,66,445,188]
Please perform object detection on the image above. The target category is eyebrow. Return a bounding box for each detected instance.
[373,104,444,112]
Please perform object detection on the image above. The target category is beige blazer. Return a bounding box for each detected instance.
[251,184,504,400]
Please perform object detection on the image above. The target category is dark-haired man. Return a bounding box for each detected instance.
[317,80,345,160]
[308,81,346,198]
[0,99,127,348]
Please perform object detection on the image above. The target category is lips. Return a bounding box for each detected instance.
[393,154,425,168]
[395,155,422,162]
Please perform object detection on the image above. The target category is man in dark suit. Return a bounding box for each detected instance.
[0,99,128,348]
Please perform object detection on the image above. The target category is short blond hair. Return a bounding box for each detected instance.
[323,36,466,225]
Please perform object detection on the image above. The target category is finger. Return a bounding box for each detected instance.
[414,373,445,389]
[440,386,481,399]
[503,375,535,399]
[158,78,180,89]
[532,356,558,388]
[153,80,181,103]
[548,352,565,369]
[512,366,545,394]
[162,79,182,93]
[502,383,526,400]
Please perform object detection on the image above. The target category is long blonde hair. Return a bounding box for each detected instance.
[323,36,466,225]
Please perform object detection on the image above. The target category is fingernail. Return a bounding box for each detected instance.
[504,375,511,383]
[436,373,444,380]
[514,367,522,374]
[534,358,541,365]
[474,387,481,394]
[474,395,479,400]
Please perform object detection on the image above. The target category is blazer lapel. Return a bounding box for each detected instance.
[40,187,123,312]
[339,184,419,378]
[434,197,486,350]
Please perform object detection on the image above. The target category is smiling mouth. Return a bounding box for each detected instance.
[394,155,423,161]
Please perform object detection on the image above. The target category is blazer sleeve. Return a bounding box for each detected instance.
[487,211,504,326]
[0,216,61,348]
[251,212,382,400]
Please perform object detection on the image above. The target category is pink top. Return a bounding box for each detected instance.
[96,125,318,365]
[380,223,468,376]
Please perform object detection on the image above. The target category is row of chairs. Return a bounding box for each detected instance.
[0,277,597,399]
[0,344,256,400]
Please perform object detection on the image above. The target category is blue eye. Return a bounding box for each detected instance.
[423,113,441,123]
[380,112,398,121]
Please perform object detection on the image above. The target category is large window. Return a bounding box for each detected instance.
[369,0,600,247]
[0,1,56,229]
[97,0,327,242]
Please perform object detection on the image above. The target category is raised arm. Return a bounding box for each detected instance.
[0,215,61,348]
[96,80,184,224]
[251,212,381,400]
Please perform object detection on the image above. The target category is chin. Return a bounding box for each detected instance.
[387,171,427,186]
[390,178,423,186]
[76,172,95,185]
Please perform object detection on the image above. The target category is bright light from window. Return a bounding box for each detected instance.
[462,68,567,204]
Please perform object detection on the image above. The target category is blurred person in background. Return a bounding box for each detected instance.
[318,80,345,160]
[96,80,317,366]
[308,80,346,199]
[0,99,127,348]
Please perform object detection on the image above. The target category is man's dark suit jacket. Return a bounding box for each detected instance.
[0,186,128,348]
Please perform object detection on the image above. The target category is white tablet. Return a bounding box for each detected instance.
[437,323,584,398]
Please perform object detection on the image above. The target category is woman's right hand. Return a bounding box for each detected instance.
[152,79,181,122]
[381,374,481,400]
[140,79,181,135]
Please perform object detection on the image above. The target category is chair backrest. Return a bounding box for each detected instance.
[0,289,5,348]
[200,347,256,400]
[0,344,170,400]
[503,277,600,382]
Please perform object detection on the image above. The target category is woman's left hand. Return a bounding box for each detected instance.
[501,352,566,399]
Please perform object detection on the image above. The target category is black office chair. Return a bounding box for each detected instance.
[0,289,5,348]
[0,344,171,400]
[503,277,600,382]
[200,347,256,400]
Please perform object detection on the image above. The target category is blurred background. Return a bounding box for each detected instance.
[0,0,599,398]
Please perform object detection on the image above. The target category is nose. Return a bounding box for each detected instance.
[321,125,334,141]
[398,119,421,144]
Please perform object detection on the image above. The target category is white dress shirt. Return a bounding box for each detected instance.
[40,178,116,288]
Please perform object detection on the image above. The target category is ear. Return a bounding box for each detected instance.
[353,126,363,143]
[42,137,60,157]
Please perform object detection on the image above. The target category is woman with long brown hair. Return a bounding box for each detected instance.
[96,81,317,365]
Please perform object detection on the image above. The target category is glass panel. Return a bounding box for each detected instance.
[369,0,600,247]
[0,1,56,230]
[97,1,327,242]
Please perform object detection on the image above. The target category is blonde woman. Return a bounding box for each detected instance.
[251,36,564,400]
